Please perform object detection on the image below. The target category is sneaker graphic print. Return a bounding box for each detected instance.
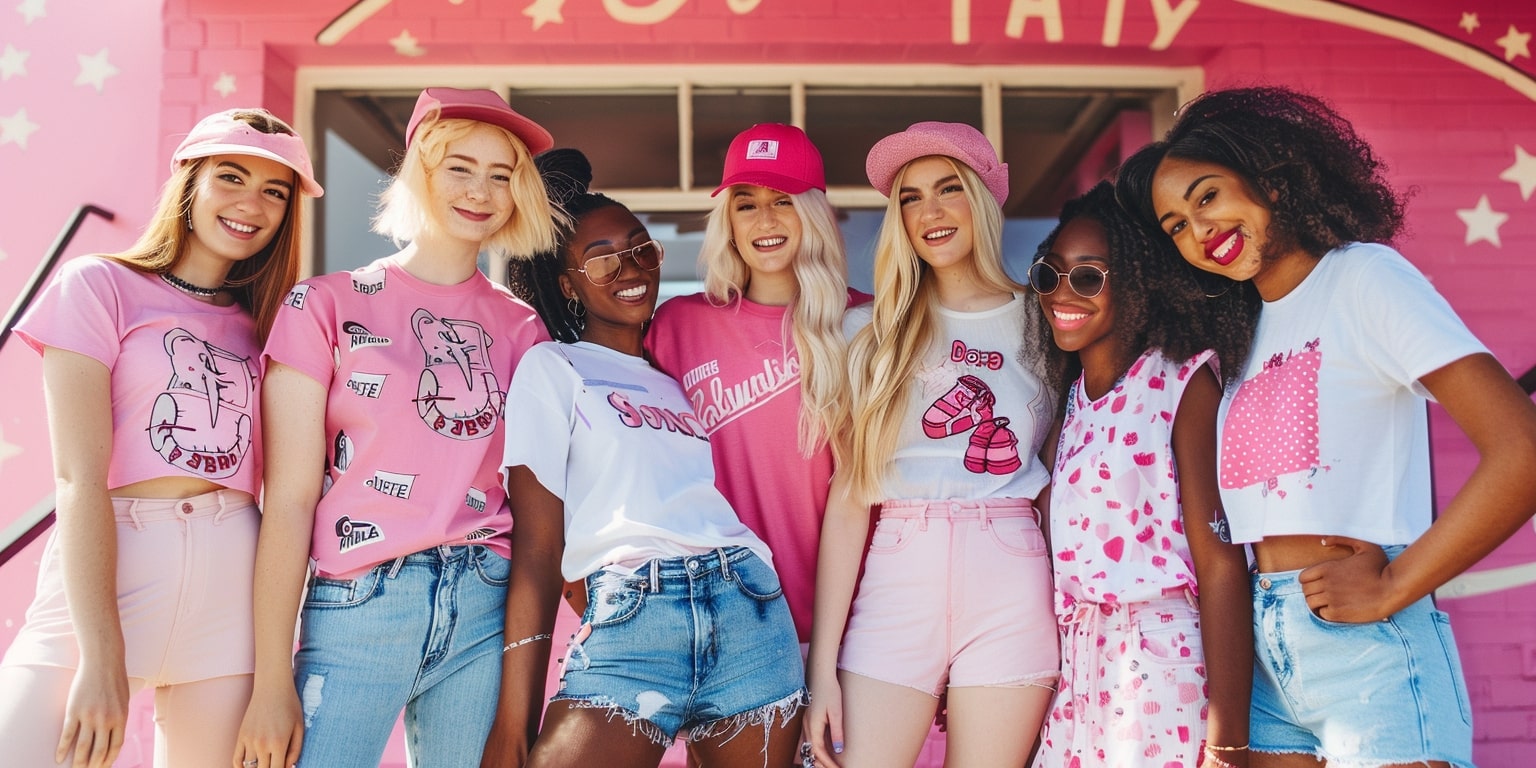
[922,375,1021,475]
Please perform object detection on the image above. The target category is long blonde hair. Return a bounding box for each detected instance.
[700,186,851,457]
[107,110,304,343]
[374,115,560,261]
[842,158,1019,501]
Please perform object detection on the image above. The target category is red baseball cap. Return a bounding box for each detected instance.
[172,109,324,197]
[712,123,825,197]
[406,87,554,154]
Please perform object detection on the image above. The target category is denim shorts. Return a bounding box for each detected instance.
[1251,554,1473,768]
[557,547,806,746]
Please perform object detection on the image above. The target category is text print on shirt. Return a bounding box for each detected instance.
[680,355,799,434]
[149,328,256,479]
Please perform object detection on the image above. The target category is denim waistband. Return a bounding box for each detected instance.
[376,543,488,579]
[879,497,1035,522]
[111,489,255,529]
[1252,544,1407,597]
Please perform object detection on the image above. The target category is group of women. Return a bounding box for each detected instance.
[0,82,1532,768]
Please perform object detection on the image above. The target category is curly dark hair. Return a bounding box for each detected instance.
[505,148,625,343]
[1033,182,1259,398]
[1115,85,1406,258]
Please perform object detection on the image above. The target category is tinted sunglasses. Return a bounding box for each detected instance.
[568,239,665,286]
[1027,261,1109,299]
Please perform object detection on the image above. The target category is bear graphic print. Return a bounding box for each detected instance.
[411,307,506,440]
[148,328,255,479]
[1220,340,1322,493]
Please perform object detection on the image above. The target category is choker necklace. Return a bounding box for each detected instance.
[160,272,223,298]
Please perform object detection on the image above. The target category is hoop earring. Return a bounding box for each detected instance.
[567,297,585,318]
[1197,272,1235,299]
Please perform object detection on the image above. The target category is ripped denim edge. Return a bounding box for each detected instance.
[684,687,808,745]
[553,695,674,747]
[1251,746,1474,768]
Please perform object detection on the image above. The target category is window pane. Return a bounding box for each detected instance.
[805,87,982,188]
[692,87,792,191]
[511,89,679,189]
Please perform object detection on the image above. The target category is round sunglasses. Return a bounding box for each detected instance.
[568,239,665,286]
[1027,261,1110,299]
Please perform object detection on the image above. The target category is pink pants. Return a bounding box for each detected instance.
[0,490,258,767]
[838,498,1059,696]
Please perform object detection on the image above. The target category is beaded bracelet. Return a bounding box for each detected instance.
[502,633,552,653]
[1202,751,1240,768]
[1206,743,1249,752]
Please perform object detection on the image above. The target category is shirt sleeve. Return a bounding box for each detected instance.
[14,257,123,367]
[1347,245,1488,399]
[502,343,576,501]
[262,281,341,388]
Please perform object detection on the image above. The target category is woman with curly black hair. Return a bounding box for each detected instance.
[1117,85,1536,768]
[1028,181,1253,768]
[484,148,805,768]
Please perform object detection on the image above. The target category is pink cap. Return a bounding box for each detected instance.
[172,109,324,197]
[865,121,1008,207]
[406,87,553,155]
[712,123,825,197]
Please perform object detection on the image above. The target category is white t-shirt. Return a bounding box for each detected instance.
[502,341,772,581]
[1217,243,1487,545]
[844,294,1054,502]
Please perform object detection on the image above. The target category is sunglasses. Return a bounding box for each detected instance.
[1027,261,1110,299]
[568,240,665,286]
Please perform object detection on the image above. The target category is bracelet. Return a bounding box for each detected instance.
[502,633,552,653]
[1202,751,1240,768]
[1206,744,1249,752]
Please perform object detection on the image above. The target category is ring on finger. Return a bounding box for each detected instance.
[243,760,259,767]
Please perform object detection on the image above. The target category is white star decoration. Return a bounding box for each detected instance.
[0,246,8,263]
[0,424,21,471]
[0,44,28,80]
[213,73,237,98]
[15,0,45,25]
[1456,195,1508,247]
[1458,13,1479,35]
[75,48,119,92]
[389,29,426,57]
[524,0,566,30]
[0,108,39,149]
[1495,25,1531,62]
[1498,146,1536,201]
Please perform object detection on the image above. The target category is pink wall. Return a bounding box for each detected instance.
[2,0,1535,765]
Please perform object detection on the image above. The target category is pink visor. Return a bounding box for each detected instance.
[172,109,323,198]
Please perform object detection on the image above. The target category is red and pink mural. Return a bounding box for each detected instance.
[2,1,1535,765]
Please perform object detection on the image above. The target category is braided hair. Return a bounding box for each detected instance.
[1033,182,1259,398]
[505,148,625,343]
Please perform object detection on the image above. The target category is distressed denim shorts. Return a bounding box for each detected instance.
[1251,551,1473,768]
[556,547,806,746]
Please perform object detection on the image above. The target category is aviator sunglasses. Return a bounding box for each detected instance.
[1027,261,1110,299]
[568,239,665,286]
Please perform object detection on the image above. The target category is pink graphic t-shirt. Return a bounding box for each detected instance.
[265,258,548,579]
[1049,349,1216,614]
[646,289,869,642]
[16,257,262,496]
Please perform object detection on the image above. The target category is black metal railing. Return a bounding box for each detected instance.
[0,204,114,570]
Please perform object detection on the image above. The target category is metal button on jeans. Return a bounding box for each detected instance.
[1258,577,1273,590]
[180,502,194,514]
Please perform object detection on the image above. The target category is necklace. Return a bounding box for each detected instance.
[160,272,222,297]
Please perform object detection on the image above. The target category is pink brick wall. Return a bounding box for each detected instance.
[3,0,1535,764]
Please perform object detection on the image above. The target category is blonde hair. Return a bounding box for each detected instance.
[842,158,1019,501]
[700,186,851,457]
[107,109,304,343]
[374,115,560,260]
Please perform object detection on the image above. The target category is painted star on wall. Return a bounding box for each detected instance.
[75,49,119,92]
[1458,12,1478,35]
[0,45,28,80]
[1456,195,1509,247]
[524,0,566,30]
[1495,25,1531,63]
[214,73,237,98]
[0,424,21,471]
[390,29,426,57]
[15,0,45,25]
[0,108,39,149]
[1499,145,1536,201]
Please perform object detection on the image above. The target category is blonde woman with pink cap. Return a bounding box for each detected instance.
[0,108,321,768]
[805,122,1058,768]
[647,123,865,651]
[235,88,558,768]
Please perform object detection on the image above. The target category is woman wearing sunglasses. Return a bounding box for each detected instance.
[803,122,1057,768]
[1116,86,1536,768]
[485,148,805,768]
[647,124,863,657]
[1027,182,1256,768]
